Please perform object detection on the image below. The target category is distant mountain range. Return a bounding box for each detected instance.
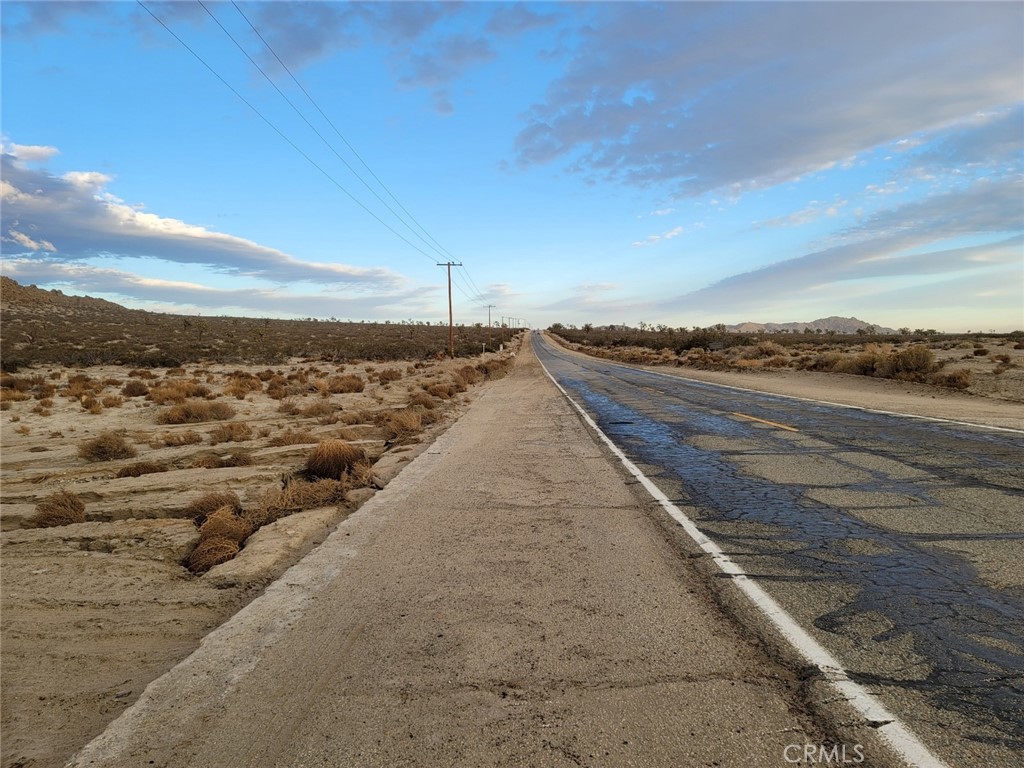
[725,316,897,334]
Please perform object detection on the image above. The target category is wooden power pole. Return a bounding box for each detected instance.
[438,262,462,357]
[486,304,496,351]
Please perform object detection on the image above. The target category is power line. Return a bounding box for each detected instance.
[199,0,451,264]
[229,0,463,265]
[140,1,494,310]
[227,0,493,306]
[136,0,440,264]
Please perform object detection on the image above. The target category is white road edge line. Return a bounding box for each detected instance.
[536,349,951,768]
[549,337,1024,435]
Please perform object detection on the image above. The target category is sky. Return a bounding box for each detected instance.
[1,0,1022,332]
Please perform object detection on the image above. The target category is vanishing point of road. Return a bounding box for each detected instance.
[68,333,1023,768]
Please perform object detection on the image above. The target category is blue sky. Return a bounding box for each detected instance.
[2,1,1022,331]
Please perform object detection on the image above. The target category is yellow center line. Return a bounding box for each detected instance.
[730,412,800,432]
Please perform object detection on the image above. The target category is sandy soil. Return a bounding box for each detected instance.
[4,332,1022,767]
[0,351,513,768]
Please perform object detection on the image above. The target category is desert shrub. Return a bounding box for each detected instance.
[408,392,437,409]
[384,409,423,441]
[156,400,235,424]
[762,355,791,368]
[185,536,239,573]
[803,352,843,371]
[267,429,318,446]
[101,395,124,408]
[183,491,242,525]
[224,373,262,399]
[209,422,253,444]
[78,431,137,461]
[115,461,169,478]
[458,365,483,385]
[251,479,351,526]
[1,387,32,403]
[327,374,364,393]
[306,439,366,479]
[427,383,455,400]
[29,490,86,527]
[378,368,403,384]
[199,505,253,543]
[127,369,157,379]
[147,381,211,405]
[122,379,150,397]
[299,401,336,418]
[893,346,936,377]
[973,347,989,356]
[928,369,972,390]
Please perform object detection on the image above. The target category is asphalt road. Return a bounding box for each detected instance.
[69,341,846,768]
[533,332,1024,768]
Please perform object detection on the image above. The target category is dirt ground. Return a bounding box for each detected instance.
[0,351,513,768]
[3,333,1023,768]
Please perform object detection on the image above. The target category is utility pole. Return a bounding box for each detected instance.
[486,305,496,351]
[437,262,462,358]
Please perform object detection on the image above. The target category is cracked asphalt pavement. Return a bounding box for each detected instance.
[534,332,1024,768]
[69,338,860,768]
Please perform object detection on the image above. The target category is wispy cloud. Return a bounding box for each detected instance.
[514,3,1023,198]
[632,225,684,247]
[0,258,438,319]
[0,150,401,288]
[660,177,1024,313]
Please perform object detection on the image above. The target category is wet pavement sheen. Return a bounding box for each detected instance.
[535,334,1024,761]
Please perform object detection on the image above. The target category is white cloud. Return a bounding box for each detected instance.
[632,225,684,247]
[0,259,438,320]
[1,142,60,163]
[0,150,401,288]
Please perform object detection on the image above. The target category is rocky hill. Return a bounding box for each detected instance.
[726,316,897,334]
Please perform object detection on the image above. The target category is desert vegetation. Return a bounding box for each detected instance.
[0,276,522,370]
[2,295,517,577]
[548,325,1024,399]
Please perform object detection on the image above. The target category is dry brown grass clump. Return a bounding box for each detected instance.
[115,461,169,478]
[183,490,242,525]
[427,383,456,400]
[121,379,150,397]
[29,490,86,527]
[377,368,403,384]
[156,400,235,424]
[78,431,138,461]
[209,422,254,444]
[267,429,318,446]
[408,391,437,409]
[305,439,366,479]
[147,381,211,404]
[384,408,424,441]
[928,369,972,390]
[326,374,364,393]
[199,505,254,543]
[299,401,336,418]
[185,537,239,574]
[250,478,351,527]
[224,373,262,399]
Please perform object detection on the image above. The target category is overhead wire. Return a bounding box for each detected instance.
[199,0,452,265]
[138,0,440,265]
[226,1,494,308]
[138,0,495,310]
